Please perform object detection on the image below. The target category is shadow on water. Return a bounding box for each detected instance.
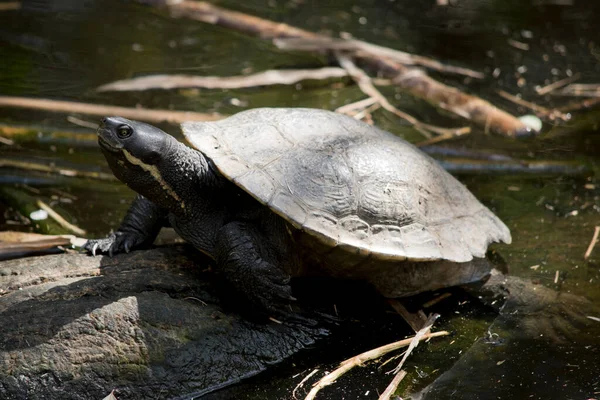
[1,0,600,398]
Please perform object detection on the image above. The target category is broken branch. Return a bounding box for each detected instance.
[0,96,222,125]
[303,330,449,400]
[163,1,527,136]
[274,37,485,79]
[337,54,471,138]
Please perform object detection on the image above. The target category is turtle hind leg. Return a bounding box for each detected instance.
[215,221,296,319]
[84,195,168,256]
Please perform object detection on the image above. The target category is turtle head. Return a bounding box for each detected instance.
[97,117,169,165]
[97,117,193,212]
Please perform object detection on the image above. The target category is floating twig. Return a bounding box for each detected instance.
[0,158,116,181]
[507,39,530,51]
[303,330,449,400]
[293,369,319,399]
[392,314,440,374]
[163,1,527,136]
[336,54,470,138]
[0,96,223,125]
[535,73,581,96]
[554,83,600,97]
[67,115,99,129]
[335,97,378,115]
[36,200,86,236]
[415,128,471,147]
[97,68,348,92]
[0,136,14,145]
[378,370,407,400]
[274,37,485,79]
[422,293,453,308]
[0,2,19,11]
[558,97,600,113]
[496,90,568,121]
[584,226,600,260]
[438,159,588,176]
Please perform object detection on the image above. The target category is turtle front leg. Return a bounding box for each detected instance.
[84,195,168,256]
[215,221,296,317]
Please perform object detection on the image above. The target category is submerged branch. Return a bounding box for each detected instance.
[438,159,589,176]
[97,68,348,92]
[337,54,470,138]
[274,37,485,79]
[0,96,223,125]
[164,1,527,137]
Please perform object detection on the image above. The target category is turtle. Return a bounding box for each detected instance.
[84,108,511,316]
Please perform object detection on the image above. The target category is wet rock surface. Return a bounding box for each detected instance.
[413,272,600,399]
[0,246,326,400]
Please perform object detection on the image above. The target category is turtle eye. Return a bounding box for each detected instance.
[117,125,133,139]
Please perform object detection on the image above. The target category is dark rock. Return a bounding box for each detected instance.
[0,246,326,400]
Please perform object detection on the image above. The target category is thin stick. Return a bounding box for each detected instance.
[0,2,19,11]
[336,54,470,138]
[422,293,452,308]
[352,102,381,122]
[378,370,407,400]
[67,116,99,129]
[335,97,378,115]
[303,330,449,400]
[584,226,600,260]
[274,37,485,79]
[415,128,470,147]
[0,96,222,125]
[0,136,14,145]
[97,68,348,91]
[0,158,116,181]
[554,83,600,97]
[558,97,600,113]
[293,369,319,399]
[496,90,568,121]
[392,314,440,374]
[164,1,527,136]
[36,200,86,236]
[535,73,581,96]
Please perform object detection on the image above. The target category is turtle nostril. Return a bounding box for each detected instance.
[100,117,107,126]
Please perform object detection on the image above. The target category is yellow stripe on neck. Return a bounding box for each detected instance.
[122,149,185,210]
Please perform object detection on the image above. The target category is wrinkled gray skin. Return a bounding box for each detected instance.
[84,114,505,317]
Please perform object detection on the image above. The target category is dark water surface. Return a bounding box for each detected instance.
[1,0,599,399]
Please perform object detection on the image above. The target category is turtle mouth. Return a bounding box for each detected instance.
[97,127,123,152]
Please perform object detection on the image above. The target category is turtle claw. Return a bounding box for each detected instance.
[83,231,146,256]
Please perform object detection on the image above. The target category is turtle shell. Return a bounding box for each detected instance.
[182,108,511,263]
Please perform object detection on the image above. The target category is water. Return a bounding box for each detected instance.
[1,0,599,398]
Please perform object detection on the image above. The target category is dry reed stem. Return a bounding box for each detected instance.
[36,200,86,236]
[303,330,449,400]
[584,226,600,260]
